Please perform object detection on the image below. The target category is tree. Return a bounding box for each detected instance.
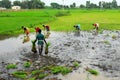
[50,3,61,9]
[80,4,85,8]
[86,1,90,8]
[99,1,102,8]
[73,2,76,8]
[21,0,29,9]
[30,0,45,9]
[89,3,98,8]
[112,0,117,8]
[13,0,21,6]
[0,1,2,7]
[1,0,11,8]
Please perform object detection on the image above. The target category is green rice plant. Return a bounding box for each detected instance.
[12,71,27,79]
[73,61,80,67]
[61,67,72,75]
[51,66,62,74]
[31,70,40,76]
[112,35,117,39]
[45,42,51,54]
[103,40,110,45]
[6,63,17,69]
[28,77,36,80]
[105,34,109,37]
[23,61,31,68]
[88,69,99,76]
[55,11,70,17]
[51,66,71,75]
[39,74,48,79]
[99,29,104,34]
[46,42,51,47]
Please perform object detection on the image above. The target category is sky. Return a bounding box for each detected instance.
[9,0,120,6]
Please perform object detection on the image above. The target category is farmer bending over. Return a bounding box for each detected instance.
[92,23,99,31]
[43,25,50,34]
[74,24,81,32]
[22,26,30,43]
[34,29,47,55]
[22,26,30,36]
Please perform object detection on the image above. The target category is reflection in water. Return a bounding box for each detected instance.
[74,31,80,36]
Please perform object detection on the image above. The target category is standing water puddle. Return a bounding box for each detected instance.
[0,31,120,80]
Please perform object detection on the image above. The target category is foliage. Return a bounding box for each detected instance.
[73,61,80,67]
[6,63,17,69]
[88,69,99,76]
[23,61,31,68]
[12,71,27,79]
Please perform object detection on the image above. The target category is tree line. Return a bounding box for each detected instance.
[0,0,119,9]
[0,0,45,9]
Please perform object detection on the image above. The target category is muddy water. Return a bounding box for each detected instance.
[0,34,36,63]
[0,31,120,80]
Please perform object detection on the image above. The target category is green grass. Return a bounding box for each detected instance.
[0,9,120,37]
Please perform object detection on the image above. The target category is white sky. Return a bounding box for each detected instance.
[9,0,120,6]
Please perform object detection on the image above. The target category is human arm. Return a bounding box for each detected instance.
[44,39,47,45]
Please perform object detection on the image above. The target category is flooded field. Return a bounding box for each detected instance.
[0,31,120,80]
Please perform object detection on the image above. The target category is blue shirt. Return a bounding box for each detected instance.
[36,33,45,45]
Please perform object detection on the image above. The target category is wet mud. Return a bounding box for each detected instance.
[0,31,120,80]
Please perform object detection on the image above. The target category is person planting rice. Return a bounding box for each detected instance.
[92,23,99,30]
[92,23,99,35]
[43,24,50,38]
[22,26,30,43]
[74,24,81,32]
[34,29,47,55]
[22,26,30,36]
[35,26,41,35]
